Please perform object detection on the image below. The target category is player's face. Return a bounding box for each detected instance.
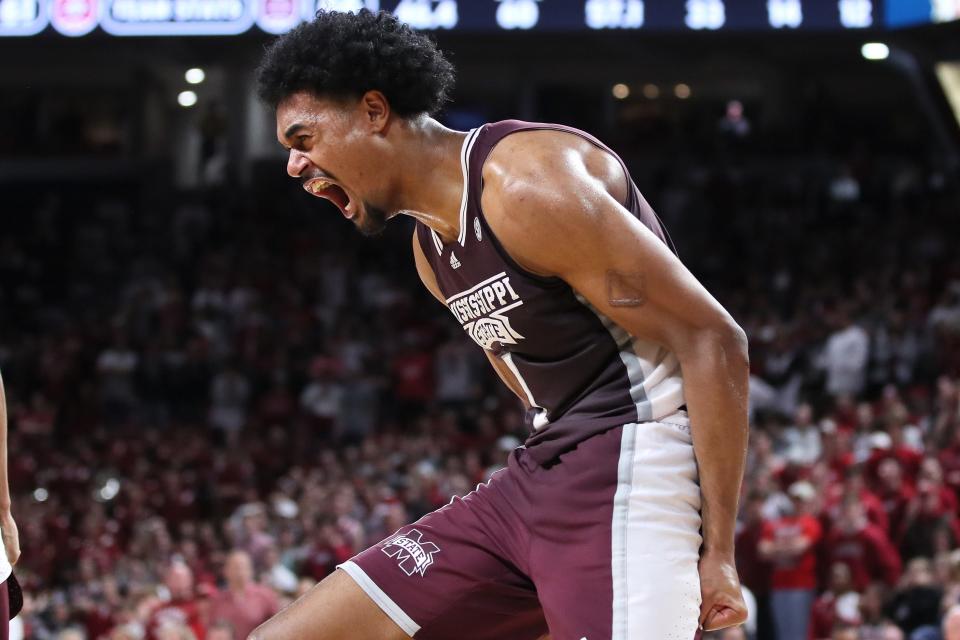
[276,91,391,236]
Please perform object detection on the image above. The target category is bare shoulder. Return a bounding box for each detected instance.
[479,128,631,277]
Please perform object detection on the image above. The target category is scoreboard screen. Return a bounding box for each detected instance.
[885,0,960,27]
[0,0,921,38]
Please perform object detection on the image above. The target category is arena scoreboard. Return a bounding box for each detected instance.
[0,0,954,37]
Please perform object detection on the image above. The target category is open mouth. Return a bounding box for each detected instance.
[303,178,355,219]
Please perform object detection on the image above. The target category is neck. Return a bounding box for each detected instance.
[390,117,469,243]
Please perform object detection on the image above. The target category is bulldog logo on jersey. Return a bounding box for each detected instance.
[446,272,525,350]
[381,529,440,577]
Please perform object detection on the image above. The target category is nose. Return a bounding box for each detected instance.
[287,149,310,178]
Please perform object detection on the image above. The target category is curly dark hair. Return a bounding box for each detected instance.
[256,9,456,117]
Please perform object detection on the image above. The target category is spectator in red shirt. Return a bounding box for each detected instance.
[735,489,773,640]
[146,561,207,640]
[303,520,355,582]
[876,458,915,541]
[819,420,855,481]
[939,425,960,502]
[865,428,923,488]
[824,466,889,535]
[919,457,959,513]
[825,498,901,591]
[811,562,860,640]
[759,481,822,640]
[208,550,279,640]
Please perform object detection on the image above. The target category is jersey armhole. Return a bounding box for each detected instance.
[471,125,634,287]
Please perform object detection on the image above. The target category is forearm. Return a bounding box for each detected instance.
[679,327,749,555]
[0,370,9,510]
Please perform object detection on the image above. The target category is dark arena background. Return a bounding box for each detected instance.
[2,0,960,638]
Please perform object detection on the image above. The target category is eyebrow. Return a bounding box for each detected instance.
[279,122,310,150]
[284,123,307,139]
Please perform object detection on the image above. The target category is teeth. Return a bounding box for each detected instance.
[310,180,329,193]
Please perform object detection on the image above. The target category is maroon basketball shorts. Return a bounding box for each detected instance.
[339,412,703,639]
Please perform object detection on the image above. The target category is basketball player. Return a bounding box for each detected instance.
[0,371,21,637]
[253,9,748,640]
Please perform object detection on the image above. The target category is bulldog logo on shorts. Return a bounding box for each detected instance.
[381,529,440,577]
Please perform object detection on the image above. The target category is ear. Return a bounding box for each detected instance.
[359,90,391,134]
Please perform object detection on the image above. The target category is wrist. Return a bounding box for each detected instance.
[702,544,735,559]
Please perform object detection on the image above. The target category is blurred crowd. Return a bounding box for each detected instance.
[1,135,959,640]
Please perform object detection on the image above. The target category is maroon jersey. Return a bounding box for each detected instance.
[416,120,685,463]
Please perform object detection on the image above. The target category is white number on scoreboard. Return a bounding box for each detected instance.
[767,0,802,28]
[685,0,725,29]
[495,0,540,30]
[394,0,457,29]
[838,0,872,27]
[584,0,644,29]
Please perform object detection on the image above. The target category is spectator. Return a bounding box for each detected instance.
[207,551,279,640]
[876,458,916,542]
[735,490,772,640]
[899,475,960,561]
[299,357,344,439]
[811,563,860,640]
[262,545,297,596]
[759,481,822,640]
[782,403,822,467]
[857,583,893,639]
[825,499,901,590]
[207,363,250,443]
[886,557,943,636]
[823,305,870,397]
[145,562,206,640]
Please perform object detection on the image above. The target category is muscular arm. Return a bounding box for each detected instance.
[411,232,531,408]
[0,369,20,565]
[0,372,10,511]
[479,131,749,629]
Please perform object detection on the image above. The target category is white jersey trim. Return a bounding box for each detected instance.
[610,424,636,639]
[501,352,549,429]
[573,292,686,423]
[431,127,480,254]
[337,561,420,636]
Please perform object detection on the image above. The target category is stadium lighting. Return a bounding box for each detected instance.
[861,42,889,60]
[178,90,198,107]
[33,488,49,502]
[612,83,630,99]
[185,67,206,84]
[643,83,660,99]
[674,83,692,99]
[98,478,120,501]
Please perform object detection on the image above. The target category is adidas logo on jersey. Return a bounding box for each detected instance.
[450,252,461,269]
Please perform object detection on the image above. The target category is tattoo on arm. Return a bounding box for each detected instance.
[607,270,645,307]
